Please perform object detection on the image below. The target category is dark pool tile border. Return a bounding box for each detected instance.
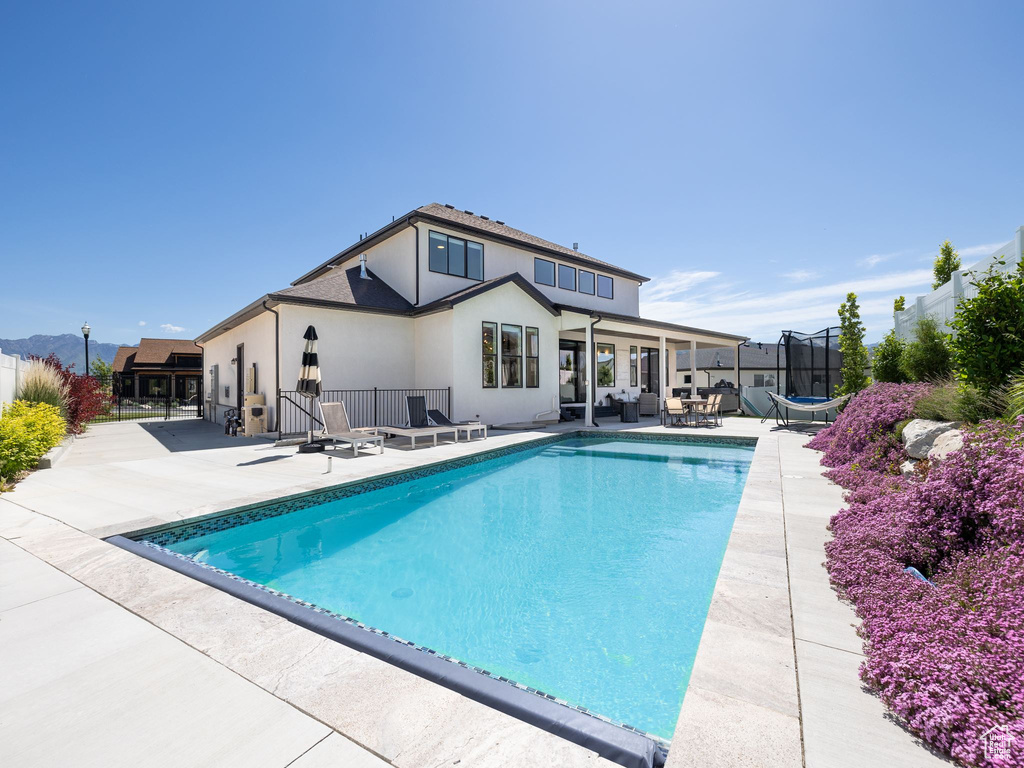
[128,430,757,547]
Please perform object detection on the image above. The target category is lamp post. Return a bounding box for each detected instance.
[81,321,91,376]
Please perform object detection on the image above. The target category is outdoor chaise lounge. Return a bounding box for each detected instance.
[427,409,487,441]
[318,401,384,456]
[375,396,459,449]
[763,391,852,428]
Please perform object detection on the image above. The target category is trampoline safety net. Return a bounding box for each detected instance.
[777,327,842,398]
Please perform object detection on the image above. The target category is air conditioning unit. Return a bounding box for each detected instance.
[242,404,267,435]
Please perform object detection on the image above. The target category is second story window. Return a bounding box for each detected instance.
[597,274,614,299]
[579,270,595,295]
[534,257,555,286]
[558,264,576,291]
[429,231,483,281]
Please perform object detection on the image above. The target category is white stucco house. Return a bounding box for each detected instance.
[196,203,746,432]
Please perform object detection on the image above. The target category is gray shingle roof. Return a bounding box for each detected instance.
[416,203,635,276]
[271,265,414,312]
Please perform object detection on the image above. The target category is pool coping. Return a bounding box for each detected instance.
[108,429,760,768]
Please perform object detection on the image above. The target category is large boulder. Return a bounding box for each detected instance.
[928,429,964,463]
[903,419,959,459]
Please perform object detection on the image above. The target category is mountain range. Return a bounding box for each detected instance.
[0,334,125,373]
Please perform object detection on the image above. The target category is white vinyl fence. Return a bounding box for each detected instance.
[895,226,1024,340]
[1,348,29,409]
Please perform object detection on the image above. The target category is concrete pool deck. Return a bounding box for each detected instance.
[0,418,950,767]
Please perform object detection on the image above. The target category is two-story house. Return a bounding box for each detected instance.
[196,203,746,431]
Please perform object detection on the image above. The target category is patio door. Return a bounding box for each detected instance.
[558,340,587,404]
[640,347,660,394]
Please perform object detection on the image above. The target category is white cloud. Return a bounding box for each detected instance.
[641,270,720,302]
[640,268,933,342]
[859,253,891,268]
[138,320,146,326]
[958,241,1006,259]
[782,269,817,282]
[160,323,185,333]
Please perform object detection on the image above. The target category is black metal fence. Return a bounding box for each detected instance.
[278,387,450,436]
[90,374,204,423]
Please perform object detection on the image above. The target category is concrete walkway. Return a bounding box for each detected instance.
[0,417,950,767]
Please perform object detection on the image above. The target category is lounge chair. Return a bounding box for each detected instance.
[764,391,852,428]
[376,396,458,449]
[664,397,688,427]
[318,401,384,456]
[428,409,487,441]
[638,392,659,417]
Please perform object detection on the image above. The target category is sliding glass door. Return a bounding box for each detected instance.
[558,340,587,404]
[639,347,660,394]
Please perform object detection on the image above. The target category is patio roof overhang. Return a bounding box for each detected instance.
[555,305,747,348]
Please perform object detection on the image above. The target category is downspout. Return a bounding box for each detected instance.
[262,300,281,434]
[590,314,601,426]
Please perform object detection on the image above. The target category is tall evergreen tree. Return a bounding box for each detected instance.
[932,240,961,290]
[837,292,869,394]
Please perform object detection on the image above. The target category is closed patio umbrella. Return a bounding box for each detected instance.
[296,325,324,453]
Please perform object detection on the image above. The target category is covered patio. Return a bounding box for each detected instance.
[556,307,748,425]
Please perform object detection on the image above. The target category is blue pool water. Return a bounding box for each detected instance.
[156,436,753,739]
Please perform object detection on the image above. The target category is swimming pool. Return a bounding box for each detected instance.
[118,433,754,764]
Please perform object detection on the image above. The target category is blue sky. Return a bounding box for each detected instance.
[2,1,1022,347]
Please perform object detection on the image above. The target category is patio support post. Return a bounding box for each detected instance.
[659,335,667,400]
[584,320,594,426]
[689,339,698,398]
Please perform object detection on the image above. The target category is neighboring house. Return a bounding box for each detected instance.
[112,339,203,402]
[895,225,1023,340]
[676,343,787,390]
[196,203,746,429]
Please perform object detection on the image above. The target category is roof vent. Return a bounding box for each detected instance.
[359,253,372,280]
[573,242,578,251]
[480,215,489,220]
[444,203,455,209]
[496,220,505,225]
[464,210,473,215]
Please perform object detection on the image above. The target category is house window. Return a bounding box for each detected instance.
[596,343,615,387]
[534,258,555,286]
[501,324,523,387]
[579,270,595,295]
[630,346,638,386]
[597,274,614,299]
[482,322,497,388]
[526,327,539,387]
[429,230,483,280]
[558,264,576,291]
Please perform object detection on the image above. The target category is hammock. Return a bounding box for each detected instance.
[762,391,852,427]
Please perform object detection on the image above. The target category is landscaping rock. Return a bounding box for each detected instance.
[900,459,918,477]
[902,419,959,459]
[928,429,964,463]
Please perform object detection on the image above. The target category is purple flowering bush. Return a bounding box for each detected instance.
[811,385,1024,766]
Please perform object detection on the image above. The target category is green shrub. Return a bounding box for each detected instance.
[912,378,1003,423]
[0,400,66,481]
[872,330,908,383]
[18,359,68,414]
[901,315,951,382]
[1005,373,1024,420]
[949,260,1024,391]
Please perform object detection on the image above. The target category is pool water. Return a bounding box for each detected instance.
[157,436,753,739]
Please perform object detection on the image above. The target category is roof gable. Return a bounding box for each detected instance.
[415,273,559,316]
[133,338,201,365]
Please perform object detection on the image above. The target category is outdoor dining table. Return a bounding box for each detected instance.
[666,397,706,426]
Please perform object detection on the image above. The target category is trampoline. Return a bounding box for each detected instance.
[761,328,843,426]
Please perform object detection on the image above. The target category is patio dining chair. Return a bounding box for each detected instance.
[664,397,688,427]
[693,394,722,427]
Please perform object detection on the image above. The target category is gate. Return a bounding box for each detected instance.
[91,374,204,424]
